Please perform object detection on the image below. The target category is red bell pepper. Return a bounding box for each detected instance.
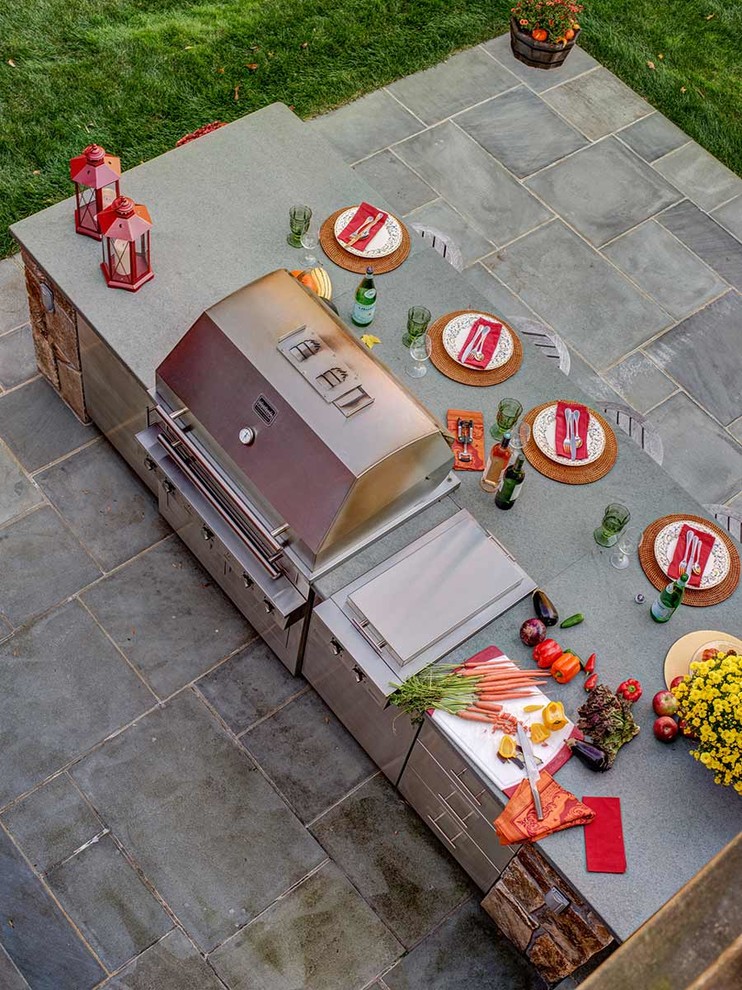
[617,678,642,703]
[551,652,581,684]
[532,639,563,669]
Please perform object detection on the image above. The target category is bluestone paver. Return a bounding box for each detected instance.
[482,35,598,93]
[308,90,423,163]
[209,862,403,990]
[487,220,670,368]
[243,690,376,823]
[0,439,42,527]
[81,537,253,697]
[457,86,587,178]
[383,898,540,990]
[312,775,472,948]
[657,200,742,291]
[645,291,742,425]
[387,47,518,125]
[654,141,742,213]
[0,944,30,990]
[0,601,153,808]
[603,352,677,414]
[0,827,106,990]
[525,138,681,246]
[0,378,97,472]
[0,258,29,334]
[37,441,170,571]
[72,691,326,951]
[2,774,103,873]
[352,150,436,215]
[602,219,728,319]
[0,325,36,389]
[542,66,653,140]
[729,418,742,444]
[648,392,742,503]
[48,836,172,970]
[567,353,624,405]
[102,930,224,990]
[462,264,537,320]
[618,112,690,163]
[711,195,742,243]
[0,505,101,626]
[395,121,552,246]
[405,198,494,265]
[196,638,306,735]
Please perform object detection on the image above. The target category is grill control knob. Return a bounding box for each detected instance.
[263,599,274,614]
[330,639,343,656]
[353,666,365,683]
[201,526,213,541]
[242,573,254,589]
[162,480,175,494]
[238,427,256,446]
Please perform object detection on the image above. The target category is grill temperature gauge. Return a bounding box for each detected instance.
[238,427,255,446]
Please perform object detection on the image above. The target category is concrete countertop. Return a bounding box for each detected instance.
[12,103,741,944]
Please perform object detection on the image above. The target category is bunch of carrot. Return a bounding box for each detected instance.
[450,654,548,727]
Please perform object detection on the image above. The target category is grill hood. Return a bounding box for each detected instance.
[155,270,454,571]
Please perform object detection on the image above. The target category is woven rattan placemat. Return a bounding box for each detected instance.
[319,208,411,274]
[638,514,740,607]
[428,311,523,386]
[521,401,617,484]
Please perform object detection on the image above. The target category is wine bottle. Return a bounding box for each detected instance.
[480,433,511,493]
[351,266,376,327]
[650,571,690,623]
[495,453,525,510]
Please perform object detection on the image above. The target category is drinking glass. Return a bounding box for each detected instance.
[490,398,523,439]
[300,219,319,265]
[407,334,432,377]
[594,503,631,547]
[402,306,432,348]
[510,421,531,452]
[610,528,636,569]
[287,205,312,248]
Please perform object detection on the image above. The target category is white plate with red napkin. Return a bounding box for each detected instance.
[441,312,513,370]
[334,203,403,258]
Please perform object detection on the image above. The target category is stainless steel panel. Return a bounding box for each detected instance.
[78,316,156,493]
[302,613,418,784]
[399,762,500,892]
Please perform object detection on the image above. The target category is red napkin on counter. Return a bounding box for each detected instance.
[667,524,716,588]
[337,202,388,250]
[446,409,485,471]
[582,797,626,873]
[456,317,502,369]
[555,401,590,461]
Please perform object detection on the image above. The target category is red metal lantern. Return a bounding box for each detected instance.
[69,144,121,240]
[97,196,154,292]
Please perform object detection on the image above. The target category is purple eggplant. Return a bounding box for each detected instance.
[567,739,611,772]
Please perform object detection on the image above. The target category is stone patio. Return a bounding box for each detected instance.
[1,31,742,990]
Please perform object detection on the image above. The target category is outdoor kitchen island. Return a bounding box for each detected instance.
[11,103,741,985]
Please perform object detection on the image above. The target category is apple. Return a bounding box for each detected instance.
[654,716,679,743]
[670,675,685,690]
[653,690,679,717]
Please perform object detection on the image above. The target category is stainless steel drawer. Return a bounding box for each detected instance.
[406,731,515,875]
[399,762,499,892]
[302,614,418,784]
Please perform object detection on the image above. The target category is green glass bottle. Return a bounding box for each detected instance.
[351,266,376,327]
[650,571,690,623]
[495,453,525,510]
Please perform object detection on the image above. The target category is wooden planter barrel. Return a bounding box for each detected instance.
[510,18,580,70]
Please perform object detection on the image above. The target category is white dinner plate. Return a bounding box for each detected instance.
[333,207,403,258]
[441,312,513,370]
[532,403,606,466]
[653,520,730,590]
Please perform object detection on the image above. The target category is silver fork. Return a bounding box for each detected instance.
[678,530,695,576]
[472,329,490,361]
[690,534,704,576]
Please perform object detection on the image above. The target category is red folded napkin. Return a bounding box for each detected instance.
[456,317,502,369]
[337,202,388,251]
[667,524,716,588]
[583,797,626,873]
[494,771,595,846]
[555,401,590,461]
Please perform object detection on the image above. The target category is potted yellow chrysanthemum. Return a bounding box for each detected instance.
[672,650,742,795]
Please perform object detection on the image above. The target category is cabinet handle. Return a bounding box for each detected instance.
[439,790,474,828]
[352,666,364,683]
[144,457,156,472]
[201,526,213,542]
[263,599,274,614]
[162,480,175,494]
[242,572,254,589]
[454,767,485,804]
[329,638,343,656]
[428,812,462,846]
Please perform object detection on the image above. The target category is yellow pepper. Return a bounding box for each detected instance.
[530,722,551,744]
[498,734,517,759]
[543,701,568,731]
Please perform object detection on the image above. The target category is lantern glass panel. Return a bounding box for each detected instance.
[111,238,132,279]
[134,234,149,279]
[77,186,97,230]
[100,183,118,210]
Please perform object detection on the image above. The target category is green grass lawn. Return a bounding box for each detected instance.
[1,0,741,258]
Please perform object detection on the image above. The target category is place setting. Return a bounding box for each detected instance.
[427,309,523,385]
[638,513,741,606]
[521,399,617,484]
[318,200,411,274]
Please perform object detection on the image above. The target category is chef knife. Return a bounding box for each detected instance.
[516,722,544,820]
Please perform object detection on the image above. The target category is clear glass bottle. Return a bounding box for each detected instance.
[650,571,690,623]
[480,433,511,493]
[351,266,376,327]
[495,453,525,510]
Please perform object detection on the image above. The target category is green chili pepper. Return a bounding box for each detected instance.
[560,613,584,628]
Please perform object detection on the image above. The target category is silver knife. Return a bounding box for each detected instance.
[566,407,577,461]
[516,723,544,820]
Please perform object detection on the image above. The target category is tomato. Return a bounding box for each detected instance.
[564,28,575,40]
[531,28,548,42]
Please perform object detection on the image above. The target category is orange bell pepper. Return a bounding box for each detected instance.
[551,652,581,684]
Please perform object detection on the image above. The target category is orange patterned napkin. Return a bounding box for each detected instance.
[494,771,595,846]
[447,410,485,471]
